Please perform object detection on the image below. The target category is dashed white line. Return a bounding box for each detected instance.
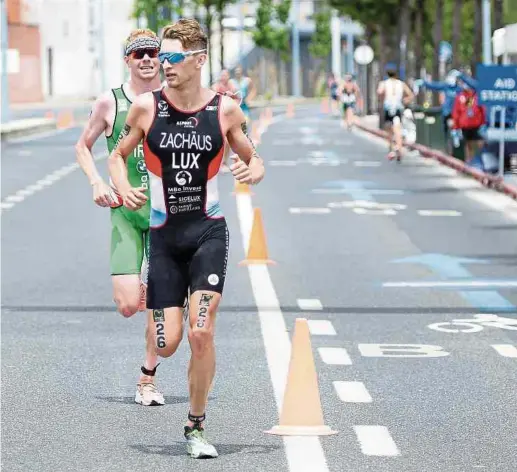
[492,344,517,358]
[334,381,373,403]
[354,161,382,167]
[418,209,462,216]
[384,280,517,288]
[318,347,352,365]
[354,425,400,456]
[353,208,397,215]
[307,320,336,336]
[297,299,323,310]
[1,154,105,213]
[269,160,298,166]
[289,207,331,214]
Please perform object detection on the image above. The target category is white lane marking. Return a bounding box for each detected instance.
[6,127,68,144]
[354,125,517,220]
[492,344,517,358]
[328,200,407,210]
[18,149,32,156]
[384,280,517,288]
[334,381,373,403]
[312,188,405,196]
[354,161,382,167]
[297,299,323,310]
[236,115,330,472]
[1,154,106,212]
[270,160,298,166]
[354,426,400,456]
[353,208,397,215]
[318,347,352,365]
[289,207,331,214]
[418,209,462,216]
[358,344,450,358]
[307,320,336,336]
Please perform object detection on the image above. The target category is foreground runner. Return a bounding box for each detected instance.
[108,19,265,459]
[377,67,414,161]
[75,28,165,406]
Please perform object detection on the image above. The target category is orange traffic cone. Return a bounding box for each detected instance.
[286,102,295,118]
[239,208,275,265]
[265,318,338,436]
[231,179,254,196]
[251,122,261,145]
[321,98,329,114]
[57,110,74,129]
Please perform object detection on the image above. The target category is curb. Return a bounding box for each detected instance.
[356,123,517,201]
[0,118,57,141]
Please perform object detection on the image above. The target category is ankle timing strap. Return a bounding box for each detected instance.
[188,412,206,425]
[141,363,160,376]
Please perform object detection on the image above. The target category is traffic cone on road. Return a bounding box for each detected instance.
[321,98,329,114]
[265,318,338,436]
[239,208,275,265]
[286,102,295,118]
[231,179,254,196]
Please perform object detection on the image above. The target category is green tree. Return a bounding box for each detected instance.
[308,8,332,73]
[251,0,291,96]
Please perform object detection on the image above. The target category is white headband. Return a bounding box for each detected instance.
[125,37,161,55]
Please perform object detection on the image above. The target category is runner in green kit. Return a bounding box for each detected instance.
[75,28,165,406]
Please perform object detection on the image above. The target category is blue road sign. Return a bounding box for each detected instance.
[476,65,517,107]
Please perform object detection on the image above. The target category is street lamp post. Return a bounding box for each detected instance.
[291,0,300,97]
[482,0,492,64]
[1,0,11,123]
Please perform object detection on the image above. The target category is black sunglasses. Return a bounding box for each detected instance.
[130,48,159,59]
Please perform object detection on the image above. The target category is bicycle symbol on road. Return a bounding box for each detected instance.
[428,314,517,333]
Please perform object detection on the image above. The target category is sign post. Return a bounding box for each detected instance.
[476,64,517,178]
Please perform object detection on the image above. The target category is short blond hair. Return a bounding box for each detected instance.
[162,19,208,51]
[124,28,159,49]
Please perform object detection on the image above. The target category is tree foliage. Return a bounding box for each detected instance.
[309,9,332,61]
[252,0,292,59]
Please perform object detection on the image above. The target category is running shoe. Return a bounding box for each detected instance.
[184,424,218,459]
[134,382,165,406]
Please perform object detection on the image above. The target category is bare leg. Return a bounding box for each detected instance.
[186,290,221,426]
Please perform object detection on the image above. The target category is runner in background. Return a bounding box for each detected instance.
[230,66,256,125]
[338,74,363,130]
[75,28,166,406]
[212,69,238,172]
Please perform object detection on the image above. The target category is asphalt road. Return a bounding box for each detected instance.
[2,104,517,472]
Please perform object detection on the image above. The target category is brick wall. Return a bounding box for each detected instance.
[7,0,43,103]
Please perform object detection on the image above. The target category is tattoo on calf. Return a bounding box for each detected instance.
[153,309,166,348]
[197,294,214,328]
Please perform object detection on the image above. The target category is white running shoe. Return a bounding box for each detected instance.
[134,382,165,406]
[184,425,218,459]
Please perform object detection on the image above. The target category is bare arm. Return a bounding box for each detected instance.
[403,82,415,105]
[75,93,116,206]
[107,95,149,210]
[246,78,257,103]
[223,97,264,185]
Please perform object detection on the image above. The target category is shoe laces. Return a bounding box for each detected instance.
[140,382,158,394]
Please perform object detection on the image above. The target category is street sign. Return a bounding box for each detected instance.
[354,45,374,65]
[476,64,517,107]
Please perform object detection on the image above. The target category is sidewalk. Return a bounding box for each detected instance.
[1,95,316,141]
[357,114,517,201]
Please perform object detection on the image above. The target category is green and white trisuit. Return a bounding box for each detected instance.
[105,84,150,279]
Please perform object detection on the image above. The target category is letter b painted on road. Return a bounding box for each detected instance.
[358,344,450,358]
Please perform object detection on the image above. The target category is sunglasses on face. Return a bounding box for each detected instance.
[130,48,159,59]
[158,49,207,65]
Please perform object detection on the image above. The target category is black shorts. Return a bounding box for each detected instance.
[343,102,356,111]
[384,109,402,124]
[147,218,229,309]
[462,128,481,141]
